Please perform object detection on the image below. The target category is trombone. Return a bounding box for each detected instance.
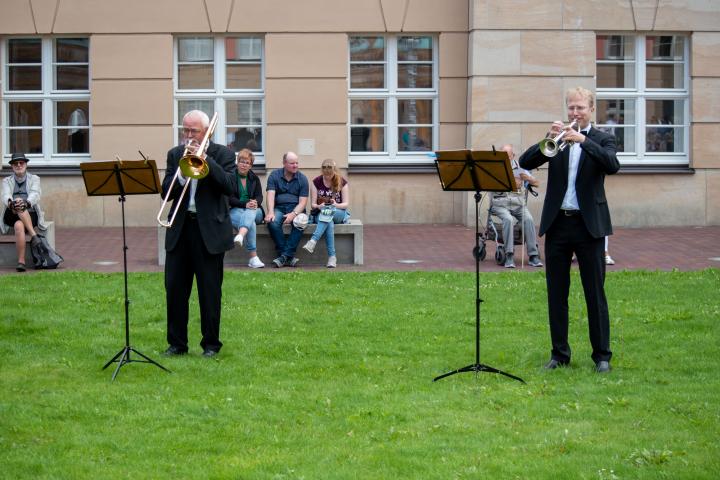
[538,120,577,157]
[157,112,218,228]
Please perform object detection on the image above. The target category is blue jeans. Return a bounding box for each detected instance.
[267,204,304,258]
[230,207,264,252]
[311,208,350,257]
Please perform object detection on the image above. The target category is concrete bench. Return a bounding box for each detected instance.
[0,221,55,267]
[158,219,363,267]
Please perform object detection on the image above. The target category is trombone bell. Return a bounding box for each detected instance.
[179,154,209,179]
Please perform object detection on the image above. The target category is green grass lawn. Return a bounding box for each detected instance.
[1,269,718,479]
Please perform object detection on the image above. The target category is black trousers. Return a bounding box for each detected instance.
[165,215,225,352]
[544,213,611,364]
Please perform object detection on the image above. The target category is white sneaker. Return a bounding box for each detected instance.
[248,256,264,268]
[327,256,337,268]
[605,255,615,265]
[233,233,244,247]
[302,239,316,254]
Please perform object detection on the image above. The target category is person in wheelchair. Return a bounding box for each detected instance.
[490,144,543,268]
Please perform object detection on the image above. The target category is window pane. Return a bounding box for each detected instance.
[612,127,634,153]
[351,127,384,152]
[8,38,41,63]
[226,64,261,89]
[398,99,432,124]
[9,66,41,90]
[56,65,89,90]
[225,37,262,61]
[596,99,636,126]
[398,65,432,88]
[646,64,683,89]
[227,100,262,125]
[178,38,213,62]
[350,99,384,124]
[10,129,43,154]
[56,38,89,62]
[398,127,432,151]
[9,102,42,126]
[398,36,432,61]
[177,100,214,144]
[227,127,261,152]
[647,127,682,153]
[597,63,635,89]
[596,35,634,60]
[178,64,213,89]
[646,99,684,125]
[350,37,385,61]
[646,36,683,61]
[57,128,89,153]
[350,64,384,88]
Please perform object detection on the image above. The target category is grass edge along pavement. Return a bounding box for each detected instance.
[0,269,718,479]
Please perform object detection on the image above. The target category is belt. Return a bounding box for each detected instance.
[187,211,197,220]
[561,209,581,217]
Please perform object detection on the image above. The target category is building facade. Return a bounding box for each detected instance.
[1,0,719,227]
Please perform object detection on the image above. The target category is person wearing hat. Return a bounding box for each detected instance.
[1,153,48,272]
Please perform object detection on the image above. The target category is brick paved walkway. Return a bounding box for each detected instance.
[2,224,718,275]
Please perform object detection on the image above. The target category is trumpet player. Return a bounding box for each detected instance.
[161,110,236,358]
[519,87,620,373]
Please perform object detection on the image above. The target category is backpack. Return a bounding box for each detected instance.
[30,234,64,269]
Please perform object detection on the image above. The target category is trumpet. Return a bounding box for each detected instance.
[538,120,577,157]
[157,112,218,228]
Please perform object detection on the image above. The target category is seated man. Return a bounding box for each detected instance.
[489,144,543,268]
[264,151,309,267]
[1,153,47,272]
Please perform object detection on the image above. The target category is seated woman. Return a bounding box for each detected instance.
[1,153,47,272]
[302,158,350,268]
[229,148,265,268]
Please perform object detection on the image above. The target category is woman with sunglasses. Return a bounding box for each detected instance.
[302,159,350,268]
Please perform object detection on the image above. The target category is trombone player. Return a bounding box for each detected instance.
[161,110,236,358]
[519,87,620,373]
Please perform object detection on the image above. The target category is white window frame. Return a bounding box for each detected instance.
[348,35,439,165]
[174,35,265,164]
[1,36,90,166]
[596,34,690,166]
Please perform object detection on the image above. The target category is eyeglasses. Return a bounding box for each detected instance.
[237,160,252,165]
[567,105,588,112]
[321,165,334,170]
[182,127,203,135]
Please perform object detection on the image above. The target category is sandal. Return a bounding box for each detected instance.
[16,262,26,272]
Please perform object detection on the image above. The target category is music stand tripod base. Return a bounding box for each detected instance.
[434,363,525,383]
[103,346,171,382]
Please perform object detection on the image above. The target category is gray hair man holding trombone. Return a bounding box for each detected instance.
[519,87,620,374]
[160,110,236,358]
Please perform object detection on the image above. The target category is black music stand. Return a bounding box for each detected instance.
[80,157,170,381]
[432,149,525,383]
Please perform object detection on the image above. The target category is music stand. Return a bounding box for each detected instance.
[432,149,525,383]
[80,157,170,381]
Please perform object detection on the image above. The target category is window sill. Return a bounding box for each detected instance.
[617,165,694,174]
[348,163,436,174]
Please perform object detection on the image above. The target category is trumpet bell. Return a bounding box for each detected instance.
[538,138,559,157]
[179,154,209,179]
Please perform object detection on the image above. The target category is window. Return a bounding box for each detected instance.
[2,37,90,165]
[596,34,689,165]
[348,35,438,164]
[175,36,264,161]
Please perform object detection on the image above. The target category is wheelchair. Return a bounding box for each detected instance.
[474,186,538,265]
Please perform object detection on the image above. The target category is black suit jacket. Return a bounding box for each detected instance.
[519,128,620,239]
[162,142,237,254]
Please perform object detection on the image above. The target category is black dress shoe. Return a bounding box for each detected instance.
[595,361,611,373]
[202,349,218,358]
[163,345,187,356]
[543,358,568,370]
[16,262,26,272]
